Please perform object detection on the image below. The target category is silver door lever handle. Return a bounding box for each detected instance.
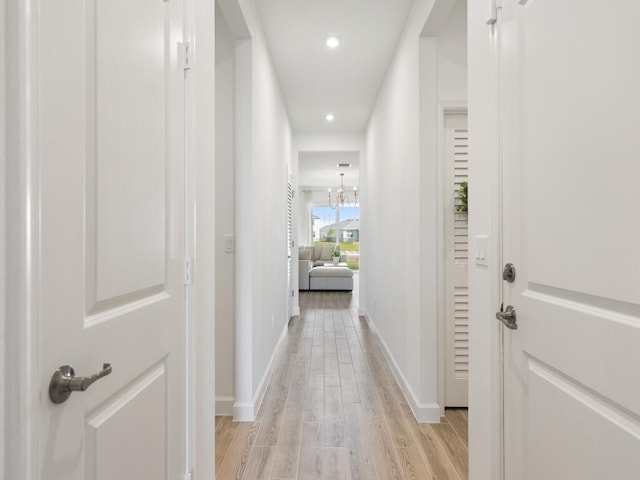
[49,363,112,404]
[496,305,518,330]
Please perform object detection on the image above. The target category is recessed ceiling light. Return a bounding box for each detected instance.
[326,36,340,49]
[325,113,335,122]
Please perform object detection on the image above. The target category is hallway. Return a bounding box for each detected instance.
[215,276,468,479]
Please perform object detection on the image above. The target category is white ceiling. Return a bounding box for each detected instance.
[298,151,359,189]
[254,0,416,133]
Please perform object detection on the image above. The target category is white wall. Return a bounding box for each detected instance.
[234,37,254,420]
[436,0,467,100]
[215,4,236,415]
[363,0,467,423]
[468,0,502,478]
[293,131,365,153]
[233,0,292,421]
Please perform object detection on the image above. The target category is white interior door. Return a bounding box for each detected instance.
[444,113,469,407]
[38,0,187,477]
[499,1,640,478]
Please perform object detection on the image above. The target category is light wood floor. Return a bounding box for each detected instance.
[216,284,468,479]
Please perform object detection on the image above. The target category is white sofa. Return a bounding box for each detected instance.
[299,246,353,291]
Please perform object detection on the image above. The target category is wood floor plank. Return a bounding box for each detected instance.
[427,423,469,480]
[309,346,325,375]
[324,331,337,354]
[338,362,360,404]
[383,400,415,448]
[215,416,239,473]
[349,350,368,374]
[216,421,261,480]
[364,421,404,480]
[399,404,461,480]
[304,373,324,422]
[398,447,434,480]
[416,422,463,480]
[324,313,335,332]
[336,337,352,363]
[324,420,346,447]
[325,387,344,423]
[354,372,384,424]
[243,446,276,480]
[298,423,323,480]
[342,404,378,480]
[297,338,314,363]
[287,361,310,405]
[256,394,288,446]
[270,403,305,478]
[323,447,353,480]
[445,408,469,449]
[325,354,341,387]
[334,316,346,338]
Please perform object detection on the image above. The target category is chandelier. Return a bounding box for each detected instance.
[328,173,358,208]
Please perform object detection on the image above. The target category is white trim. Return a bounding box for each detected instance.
[233,323,288,421]
[366,314,441,423]
[468,1,505,477]
[191,0,217,476]
[0,2,6,471]
[436,101,468,414]
[184,0,196,470]
[6,0,41,476]
[215,397,235,416]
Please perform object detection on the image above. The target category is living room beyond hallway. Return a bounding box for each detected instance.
[215,273,468,479]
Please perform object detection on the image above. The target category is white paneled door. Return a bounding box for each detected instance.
[499,1,640,478]
[38,0,187,478]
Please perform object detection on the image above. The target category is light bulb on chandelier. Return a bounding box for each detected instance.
[328,173,358,208]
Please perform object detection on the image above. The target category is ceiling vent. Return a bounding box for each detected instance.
[337,163,352,168]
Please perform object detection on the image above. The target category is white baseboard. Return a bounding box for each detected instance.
[357,307,366,317]
[233,402,255,421]
[365,313,441,423]
[234,322,289,422]
[215,396,235,416]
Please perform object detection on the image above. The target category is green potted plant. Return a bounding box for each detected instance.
[332,248,341,265]
[456,181,468,213]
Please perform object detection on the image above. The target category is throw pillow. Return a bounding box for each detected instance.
[320,245,334,261]
[299,249,311,261]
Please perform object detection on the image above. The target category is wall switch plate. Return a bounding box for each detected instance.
[474,235,489,266]
[224,234,235,253]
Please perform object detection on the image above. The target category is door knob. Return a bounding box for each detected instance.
[49,363,112,404]
[496,305,518,330]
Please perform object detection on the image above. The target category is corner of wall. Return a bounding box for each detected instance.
[365,312,441,423]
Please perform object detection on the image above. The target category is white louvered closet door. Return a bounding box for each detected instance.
[287,180,294,319]
[444,113,469,407]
